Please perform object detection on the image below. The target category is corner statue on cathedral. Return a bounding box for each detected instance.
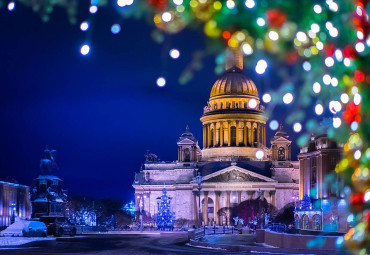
[133,48,299,226]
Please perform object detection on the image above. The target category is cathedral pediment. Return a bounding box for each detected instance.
[177,138,196,145]
[202,166,275,183]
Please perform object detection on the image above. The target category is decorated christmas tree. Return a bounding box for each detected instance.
[156,188,175,230]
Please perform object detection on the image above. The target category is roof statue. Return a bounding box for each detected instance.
[40,146,58,173]
[145,150,159,163]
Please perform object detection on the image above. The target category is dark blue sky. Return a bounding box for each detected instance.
[0,3,300,201]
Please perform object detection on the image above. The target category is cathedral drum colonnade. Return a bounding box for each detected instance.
[132,48,299,226]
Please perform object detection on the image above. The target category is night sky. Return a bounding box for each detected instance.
[0,2,302,202]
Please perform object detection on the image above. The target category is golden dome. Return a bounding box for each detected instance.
[210,67,258,98]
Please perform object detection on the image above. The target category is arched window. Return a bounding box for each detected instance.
[220,102,223,109]
[302,215,309,230]
[184,148,190,162]
[210,129,214,147]
[230,126,236,146]
[295,215,300,229]
[244,102,247,108]
[312,214,322,230]
[278,147,285,160]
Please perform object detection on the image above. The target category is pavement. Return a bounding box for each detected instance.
[0,232,350,255]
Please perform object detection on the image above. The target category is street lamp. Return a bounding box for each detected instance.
[196,172,202,228]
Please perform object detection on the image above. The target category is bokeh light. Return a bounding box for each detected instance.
[8,1,15,11]
[80,21,89,31]
[255,59,267,74]
[293,122,302,133]
[111,24,121,34]
[156,77,166,87]
[313,82,321,94]
[268,31,279,41]
[89,6,98,14]
[169,49,180,59]
[242,43,253,55]
[333,117,341,128]
[262,93,271,103]
[255,150,264,160]
[162,12,172,22]
[269,120,279,130]
[248,99,257,109]
[80,44,90,55]
[315,104,324,115]
[283,93,293,104]
[256,17,265,26]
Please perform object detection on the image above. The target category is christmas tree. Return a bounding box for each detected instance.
[156,188,175,230]
[301,194,312,210]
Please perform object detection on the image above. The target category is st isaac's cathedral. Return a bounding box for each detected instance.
[133,51,299,225]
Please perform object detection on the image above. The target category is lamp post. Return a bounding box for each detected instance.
[196,172,202,228]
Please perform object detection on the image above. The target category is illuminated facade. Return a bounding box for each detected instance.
[133,49,299,225]
[0,180,31,229]
[295,134,347,232]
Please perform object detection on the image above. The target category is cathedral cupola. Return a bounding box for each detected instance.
[177,125,201,162]
[200,48,268,161]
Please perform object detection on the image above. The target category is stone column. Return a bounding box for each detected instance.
[263,124,266,145]
[237,191,241,204]
[220,122,224,147]
[193,191,198,222]
[257,122,260,146]
[203,191,209,225]
[207,124,211,148]
[226,191,231,225]
[250,122,254,147]
[269,191,276,206]
[244,122,247,146]
[236,121,239,146]
[215,191,221,225]
[203,126,206,149]
[228,122,231,146]
[213,123,217,147]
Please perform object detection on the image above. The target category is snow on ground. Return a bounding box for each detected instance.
[185,243,227,251]
[0,237,55,247]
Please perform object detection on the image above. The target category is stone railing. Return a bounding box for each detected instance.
[203,104,265,114]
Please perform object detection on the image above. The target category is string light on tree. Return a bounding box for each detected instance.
[303,61,311,71]
[269,120,279,130]
[89,5,98,14]
[242,43,253,55]
[335,49,343,61]
[169,49,180,59]
[354,150,361,160]
[80,44,90,55]
[331,77,338,87]
[329,100,342,114]
[315,104,324,115]
[323,74,331,85]
[162,12,172,22]
[173,0,183,5]
[244,0,255,8]
[351,121,359,131]
[80,21,89,31]
[325,57,334,67]
[256,17,265,27]
[283,93,293,104]
[226,0,235,9]
[111,24,121,34]
[296,31,307,42]
[343,58,351,67]
[255,59,267,74]
[156,77,166,87]
[8,1,15,11]
[293,122,302,133]
[268,31,279,41]
[341,93,349,104]
[333,117,342,128]
[262,93,271,103]
[313,82,321,94]
[355,42,365,53]
[313,4,322,13]
[354,93,362,105]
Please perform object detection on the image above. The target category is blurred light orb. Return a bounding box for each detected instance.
[89,5,98,13]
[255,59,267,74]
[242,43,253,55]
[315,104,324,115]
[323,74,331,85]
[329,100,342,114]
[331,77,338,87]
[80,21,89,31]
[343,58,351,67]
[325,21,333,30]
[313,82,321,94]
[8,1,15,11]
[313,4,322,13]
[316,41,324,50]
[111,24,121,34]
[335,49,343,61]
[354,150,361,160]
[351,121,359,131]
[302,61,311,71]
[354,93,362,105]
[296,31,307,42]
[340,93,349,104]
[333,117,341,128]
[244,0,255,8]
[156,77,166,87]
[355,42,365,53]
[283,93,293,104]
[226,0,235,9]
[325,57,334,67]
[169,49,180,59]
[248,99,257,109]
[162,12,172,22]
[255,150,264,160]
[311,23,320,33]
[117,0,125,6]
[329,27,338,37]
[173,0,183,5]
[328,1,338,12]
[352,86,359,94]
[364,190,370,202]
[262,93,271,103]
[80,44,90,55]
[293,122,302,133]
[256,17,265,27]
[268,31,279,41]
[269,120,279,130]
[357,31,364,40]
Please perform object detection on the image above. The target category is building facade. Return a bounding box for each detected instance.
[0,180,31,229]
[295,134,347,232]
[133,49,299,226]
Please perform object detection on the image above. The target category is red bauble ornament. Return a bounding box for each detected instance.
[266,10,286,28]
[325,44,335,57]
[148,0,167,10]
[354,71,365,82]
[285,51,299,64]
[351,192,364,212]
[343,45,357,59]
[343,102,361,124]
